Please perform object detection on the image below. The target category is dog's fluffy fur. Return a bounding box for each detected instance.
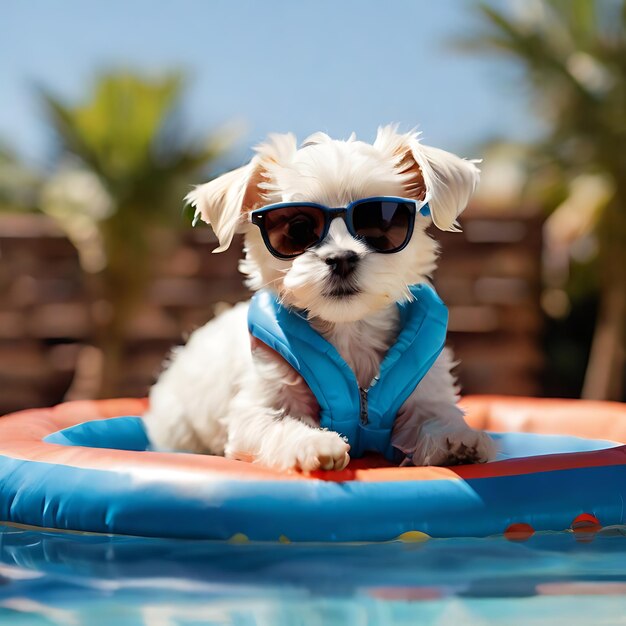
[144,126,496,471]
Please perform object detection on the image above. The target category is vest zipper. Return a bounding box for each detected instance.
[358,387,369,425]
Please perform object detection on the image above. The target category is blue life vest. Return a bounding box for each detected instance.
[247,284,448,461]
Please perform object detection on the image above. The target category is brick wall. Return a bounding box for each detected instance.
[436,210,543,396]
[0,209,543,414]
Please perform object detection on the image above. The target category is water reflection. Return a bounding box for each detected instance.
[1,524,626,625]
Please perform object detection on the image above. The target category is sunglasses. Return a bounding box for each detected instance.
[250,196,429,260]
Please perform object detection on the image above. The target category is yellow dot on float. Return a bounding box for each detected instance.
[396,531,430,543]
[278,535,291,544]
[228,533,249,544]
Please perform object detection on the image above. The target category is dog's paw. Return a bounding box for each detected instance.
[292,430,351,472]
[413,421,496,467]
[227,423,350,472]
[253,430,350,472]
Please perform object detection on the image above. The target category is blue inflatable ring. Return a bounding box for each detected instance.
[1,397,626,542]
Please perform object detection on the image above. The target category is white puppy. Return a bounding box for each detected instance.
[144,126,496,471]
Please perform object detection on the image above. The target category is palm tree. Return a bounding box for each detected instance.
[0,143,41,212]
[466,0,625,400]
[40,72,231,398]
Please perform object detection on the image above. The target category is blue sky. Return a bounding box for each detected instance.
[1,0,537,166]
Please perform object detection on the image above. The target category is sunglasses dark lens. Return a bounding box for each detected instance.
[262,206,325,257]
[352,200,413,252]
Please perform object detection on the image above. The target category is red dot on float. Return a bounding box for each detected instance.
[504,523,535,541]
[572,513,601,533]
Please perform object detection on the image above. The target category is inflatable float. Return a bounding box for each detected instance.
[1,396,626,542]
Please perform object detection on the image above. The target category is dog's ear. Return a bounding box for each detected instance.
[186,133,298,252]
[185,160,266,253]
[375,126,480,232]
[410,142,481,232]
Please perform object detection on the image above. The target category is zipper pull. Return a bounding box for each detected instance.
[359,387,368,425]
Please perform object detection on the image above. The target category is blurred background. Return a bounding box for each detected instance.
[0,0,624,415]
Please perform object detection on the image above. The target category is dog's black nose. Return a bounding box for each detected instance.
[325,253,359,279]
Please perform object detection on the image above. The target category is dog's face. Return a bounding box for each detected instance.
[188,126,479,323]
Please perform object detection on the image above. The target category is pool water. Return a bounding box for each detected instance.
[1,524,626,625]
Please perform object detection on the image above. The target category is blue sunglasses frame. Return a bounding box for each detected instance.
[250,196,430,260]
